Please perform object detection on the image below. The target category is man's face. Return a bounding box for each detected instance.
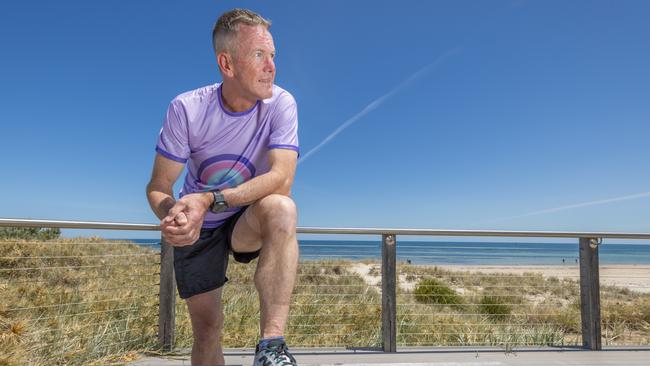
[230,25,276,101]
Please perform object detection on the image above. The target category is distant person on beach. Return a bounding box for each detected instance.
[146,8,299,366]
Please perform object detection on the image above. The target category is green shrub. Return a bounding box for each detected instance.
[0,227,61,240]
[478,295,512,320]
[414,278,462,306]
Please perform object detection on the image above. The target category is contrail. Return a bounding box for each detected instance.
[297,47,462,165]
[479,191,650,225]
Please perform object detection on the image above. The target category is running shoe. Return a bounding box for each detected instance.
[252,338,298,366]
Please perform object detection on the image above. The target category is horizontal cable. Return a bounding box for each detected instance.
[405,284,576,288]
[394,254,571,259]
[290,303,379,307]
[393,273,581,279]
[293,293,379,297]
[0,253,158,260]
[397,245,578,251]
[23,315,155,337]
[50,286,159,296]
[298,263,380,267]
[299,257,382,261]
[229,283,371,287]
[288,323,355,328]
[297,274,364,278]
[399,303,536,307]
[0,273,158,286]
[602,286,650,290]
[300,255,381,258]
[0,240,158,245]
[284,333,370,337]
[335,271,582,280]
[288,313,365,318]
[299,244,378,248]
[22,307,142,322]
[397,294,567,298]
[396,252,578,258]
[1,262,159,271]
[236,284,574,290]
[397,322,565,326]
[396,341,578,346]
[399,332,566,336]
[295,284,368,288]
[7,295,151,312]
[396,313,563,317]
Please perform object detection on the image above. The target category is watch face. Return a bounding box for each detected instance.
[211,202,224,213]
[211,191,227,213]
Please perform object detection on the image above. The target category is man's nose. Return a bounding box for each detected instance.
[264,56,275,73]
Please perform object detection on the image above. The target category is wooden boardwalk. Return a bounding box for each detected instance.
[130,346,650,366]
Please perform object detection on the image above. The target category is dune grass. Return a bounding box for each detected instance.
[0,238,160,365]
[1,239,649,365]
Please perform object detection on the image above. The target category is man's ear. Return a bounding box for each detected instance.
[217,52,235,78]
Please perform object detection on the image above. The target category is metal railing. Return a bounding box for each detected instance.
[2,218,650,357]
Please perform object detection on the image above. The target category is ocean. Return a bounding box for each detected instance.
[124,239,650,266]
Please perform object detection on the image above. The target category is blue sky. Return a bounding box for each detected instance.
[1,1,649,240]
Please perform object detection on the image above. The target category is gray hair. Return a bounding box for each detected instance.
[212,8,271,56]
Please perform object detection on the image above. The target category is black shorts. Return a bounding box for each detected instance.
[173,207,261,299]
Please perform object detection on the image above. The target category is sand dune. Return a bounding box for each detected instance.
[349,263,650,293]
[435,264,650,293]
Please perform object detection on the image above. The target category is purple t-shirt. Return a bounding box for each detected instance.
[156,83,299,228]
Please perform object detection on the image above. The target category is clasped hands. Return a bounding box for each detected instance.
[161,193,212,246]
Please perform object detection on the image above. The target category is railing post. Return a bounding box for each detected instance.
[579,237,602,350]
[158,238,176,351]
[381,234,397,352]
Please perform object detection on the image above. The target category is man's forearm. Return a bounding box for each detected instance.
[222,170,290,207]
[146,184,177,220]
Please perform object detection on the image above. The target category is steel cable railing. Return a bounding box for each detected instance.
[0,237,159,365]
[170,243,384,350]
[2,218,650,365]
[394,241,582,348]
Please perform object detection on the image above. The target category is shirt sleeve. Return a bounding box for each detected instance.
[155,99,190,163]
[268,91,299,155]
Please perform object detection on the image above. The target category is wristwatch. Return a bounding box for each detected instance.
[209,190,229,213]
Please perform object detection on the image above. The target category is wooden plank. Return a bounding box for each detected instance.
[579,237,602,350]
[381,234,397,352]
[158,238,176,351]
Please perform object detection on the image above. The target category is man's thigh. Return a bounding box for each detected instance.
[230,205,263,254]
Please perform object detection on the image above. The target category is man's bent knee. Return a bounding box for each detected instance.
[254,194,297,225]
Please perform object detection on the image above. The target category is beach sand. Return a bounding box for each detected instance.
[349,263,650,293]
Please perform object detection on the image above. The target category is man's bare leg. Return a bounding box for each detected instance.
[231,194,299,338]
[186,288,225,365]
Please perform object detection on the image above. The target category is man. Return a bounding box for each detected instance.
[146,8,300,366]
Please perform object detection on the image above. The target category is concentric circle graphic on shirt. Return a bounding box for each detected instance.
[197,154,256,190]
